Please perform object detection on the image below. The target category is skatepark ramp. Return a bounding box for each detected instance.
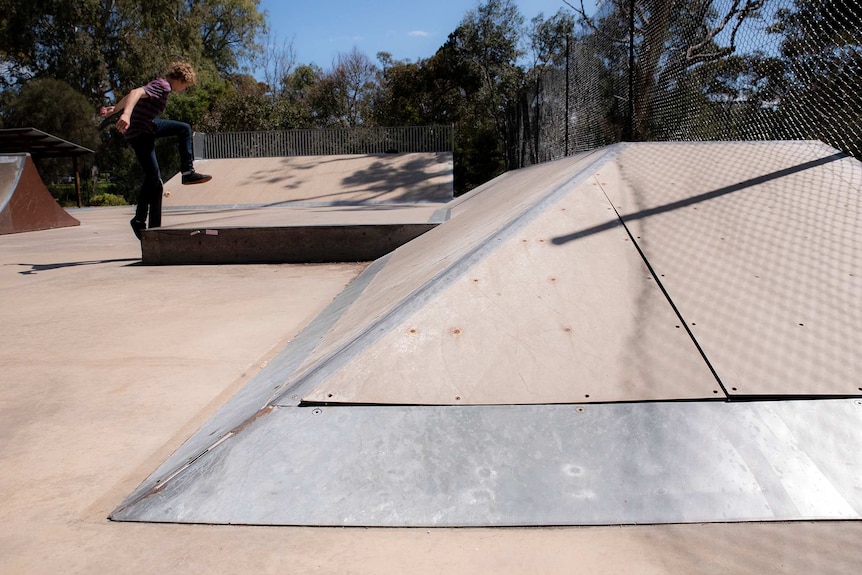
[113,141,862,527]
[0,154,79,235]
[143,152,454,264]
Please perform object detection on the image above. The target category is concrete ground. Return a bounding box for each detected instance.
[1,207,861,574]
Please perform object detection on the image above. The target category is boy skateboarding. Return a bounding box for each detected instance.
[99,61,211,239]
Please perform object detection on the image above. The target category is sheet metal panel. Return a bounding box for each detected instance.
[111,399,862,526]
[599,142,862,397]
[116,151,614,504]
[111,254,394,508]
[301,173,721,404]
[280,151,617,404]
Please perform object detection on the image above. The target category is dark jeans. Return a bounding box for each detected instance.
[127,118,194,228]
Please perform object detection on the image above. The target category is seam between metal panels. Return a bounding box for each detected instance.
[595,173,730,398]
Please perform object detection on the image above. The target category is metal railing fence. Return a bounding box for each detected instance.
[199,125,453,159]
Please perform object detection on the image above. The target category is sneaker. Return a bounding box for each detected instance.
[130,218,146,240]
[182,171,212,185]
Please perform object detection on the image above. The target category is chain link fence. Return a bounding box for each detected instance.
[517,0,862,166]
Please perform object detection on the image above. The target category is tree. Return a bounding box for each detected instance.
[564,0,768,140]
[278,64,326,128]
[522,10,576,164]
[769,0,862,156]
[0,0,266,103]
[417,0,526,190]
[255,29,298,98]
[0,77,100,185]
[372,55,436,126]
[328,47,378,127]
[200,74,272,132]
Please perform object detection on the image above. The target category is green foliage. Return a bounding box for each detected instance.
[1,78,99,149]
[769,0,862,156]
[89,192,128,207]
[278,64,326,128]
[0,0,266,103]
[372,60,428,126]
[0,78,100,183]
[46,183,80,207]
[529,10,576,68]
[6,0,854,198]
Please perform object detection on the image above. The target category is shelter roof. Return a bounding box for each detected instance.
[0,127,95,158]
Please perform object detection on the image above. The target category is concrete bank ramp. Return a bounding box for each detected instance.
[161,152,454,207]
[0,154,79,235]
[112,141,862,527]
[143,152,454,264]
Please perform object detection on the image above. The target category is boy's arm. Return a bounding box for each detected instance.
[99,87,148,134]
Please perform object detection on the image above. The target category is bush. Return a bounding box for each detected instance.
[89,193,128,207]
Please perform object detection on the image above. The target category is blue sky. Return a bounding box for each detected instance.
[257,0,595,70]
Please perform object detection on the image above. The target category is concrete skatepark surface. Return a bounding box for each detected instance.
[2,142,862,571]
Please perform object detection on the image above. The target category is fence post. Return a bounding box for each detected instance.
[623,0,636,141]
[565,34,571,156]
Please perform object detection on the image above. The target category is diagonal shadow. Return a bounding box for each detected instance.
[17,258,141,275]
[551,151,849,245]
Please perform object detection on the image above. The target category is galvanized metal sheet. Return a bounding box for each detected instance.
[301,172,721,404]
[279,150,619,404]
[117,151,620,502]
[111,253,396,508]
[112,142,862,529]
[599,141,862,397]
[111,399,862,526]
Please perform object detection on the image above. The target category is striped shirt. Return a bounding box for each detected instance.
[123,78,172,139]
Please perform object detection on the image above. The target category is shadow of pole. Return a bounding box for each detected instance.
[16,258,141,275]
[552,152,849,246]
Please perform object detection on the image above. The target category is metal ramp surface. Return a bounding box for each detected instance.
[112,142,862,526]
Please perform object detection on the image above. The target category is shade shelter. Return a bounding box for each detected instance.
[0,127,95,208]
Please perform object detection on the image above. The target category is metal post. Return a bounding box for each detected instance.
[73,156,82,208]
[624,0,636,141]
[565,34,571,157]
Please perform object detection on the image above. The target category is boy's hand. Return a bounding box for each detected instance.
[96,106,122,131]
[116,113,131,134]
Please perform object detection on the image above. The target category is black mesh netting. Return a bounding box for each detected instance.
[518,0,862,165]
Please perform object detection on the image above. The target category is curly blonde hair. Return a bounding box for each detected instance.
[165,61,197,85]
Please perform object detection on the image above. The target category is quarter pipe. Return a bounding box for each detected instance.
[0,154,79,235]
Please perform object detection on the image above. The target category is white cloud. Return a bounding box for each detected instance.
[408,30,431,38]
